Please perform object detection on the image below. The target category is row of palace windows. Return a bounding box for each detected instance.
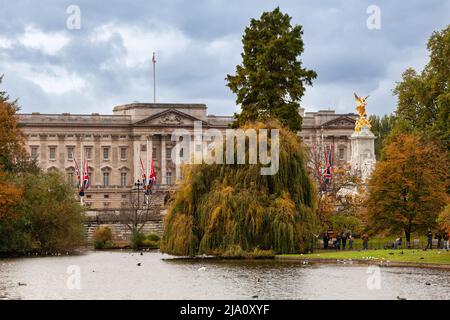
[31,145,176,162]
[66,171,173,188]
[31,146,129,162]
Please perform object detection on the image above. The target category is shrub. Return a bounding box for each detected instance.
[131,231,146,250]
[147,233,160,242]
[94,226,113,250]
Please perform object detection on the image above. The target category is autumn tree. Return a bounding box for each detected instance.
[393,25,449,148]
[437,205,450,231]
[226,7,317,131]
[367,133,448,247]
[0,75,25,171]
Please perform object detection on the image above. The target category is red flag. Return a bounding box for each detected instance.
[149,155,156,184]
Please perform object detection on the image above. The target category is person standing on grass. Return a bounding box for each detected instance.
[323,232,329,249]
[341,232,347,250]
[348,234,354,250]
[336,233,341,250]
[443,231,449,251]
[435,232,442,249]
[425,229,433,250]
[362,234,369,250]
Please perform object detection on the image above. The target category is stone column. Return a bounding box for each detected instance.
[132,135,141,183]
[160,134,167,185]
[349,125,376,181]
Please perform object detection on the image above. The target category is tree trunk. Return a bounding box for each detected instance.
[405,228,411,249]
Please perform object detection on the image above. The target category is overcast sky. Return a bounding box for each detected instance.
[0,0,448,116]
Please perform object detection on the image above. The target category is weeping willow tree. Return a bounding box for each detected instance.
[160,121,319,257]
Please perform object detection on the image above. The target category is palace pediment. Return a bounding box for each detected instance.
[321,116,356,128]
[133,109,208,127]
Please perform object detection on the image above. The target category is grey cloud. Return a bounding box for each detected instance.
[0,0,448,117]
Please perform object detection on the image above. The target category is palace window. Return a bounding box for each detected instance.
[84,147,92,160]
[103,172,110,187]
[339,147,345,160]
[67,146,74,160]
[49,146,57,160]
[166,172,172,185]
[67,172,74,187]
[31,146,39,159]
[120,147,127,160]
[166,147,172,160]
[152,147,157,160]
[120,172,127,187]
[103,147,110,160]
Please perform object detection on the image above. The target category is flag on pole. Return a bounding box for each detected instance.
[74,157,81,189]
[323,144,333,184]
[152,52,156,64]
[83,158,90,189]
[149,154,156,185]
[140,157,147,183]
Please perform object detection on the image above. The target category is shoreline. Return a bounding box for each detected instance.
[275,255,450,269]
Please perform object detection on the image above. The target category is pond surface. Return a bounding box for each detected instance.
[1,251,449,300]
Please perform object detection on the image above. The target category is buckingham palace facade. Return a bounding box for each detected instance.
[17,103,357,211]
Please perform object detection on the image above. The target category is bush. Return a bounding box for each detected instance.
[131,231,146,250]
[94,226,113,250]
[141,239,160,249]
[131,232,161,250]
[147,233,160,242]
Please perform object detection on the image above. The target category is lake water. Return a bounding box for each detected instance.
[1,251,449,300]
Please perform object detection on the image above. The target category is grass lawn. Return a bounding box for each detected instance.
[278,249,450,265]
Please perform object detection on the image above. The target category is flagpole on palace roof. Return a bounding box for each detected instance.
[152,52,156,104]
[80,139,84,206]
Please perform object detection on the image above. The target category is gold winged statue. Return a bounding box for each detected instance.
[353,93,371,132]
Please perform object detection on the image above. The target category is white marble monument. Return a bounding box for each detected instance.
[350,94,376,181]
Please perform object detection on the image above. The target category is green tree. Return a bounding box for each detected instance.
[226,8,317,131]
[0,79,85,254]
[15,171,85,252]
[161,121,319,256]
[367,133,448,247]
[393,25,450,148]
[369,114,396,160]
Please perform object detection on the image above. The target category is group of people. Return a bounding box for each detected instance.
[382,230,449,250]
[322,232,370,250]
[425,229,449,250]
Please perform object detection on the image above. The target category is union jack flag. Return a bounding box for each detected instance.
[83,158,90,189]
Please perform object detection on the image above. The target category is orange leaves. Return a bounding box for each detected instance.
[367,133,448,235]
[0,172,22,219]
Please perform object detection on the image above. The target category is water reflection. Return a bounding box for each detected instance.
[0,251,449,300]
